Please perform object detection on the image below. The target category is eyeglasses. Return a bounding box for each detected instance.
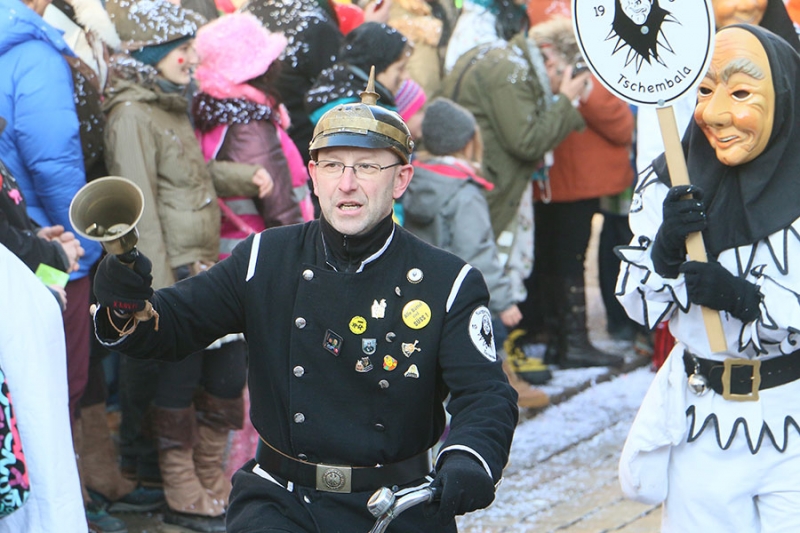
[315,160,403,178]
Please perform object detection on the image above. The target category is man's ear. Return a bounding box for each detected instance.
[392,164,414,199]
[307,160,320,197]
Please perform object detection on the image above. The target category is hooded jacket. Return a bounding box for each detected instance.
[306,63,397,125]
[193,94,306,235]
[403,157,515,314]
[442,32,585,235]
[103,58,260,290]
[243,0,343,163]
[0,0,102,280]
[192,12,307,241]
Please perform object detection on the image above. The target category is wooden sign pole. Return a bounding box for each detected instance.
[656,106,727,353]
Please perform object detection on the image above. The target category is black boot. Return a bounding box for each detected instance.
[558,278,624,369]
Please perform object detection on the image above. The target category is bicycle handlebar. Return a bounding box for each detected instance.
[367,485,437,533]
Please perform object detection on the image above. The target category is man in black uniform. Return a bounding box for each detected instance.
[91,72,519,532]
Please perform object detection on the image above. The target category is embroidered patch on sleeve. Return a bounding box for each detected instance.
[468,306,496,362]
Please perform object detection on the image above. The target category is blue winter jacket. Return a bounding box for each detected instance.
[0,0,101,280]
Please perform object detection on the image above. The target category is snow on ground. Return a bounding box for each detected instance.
[511,367,654,468]
[458,367,655,531]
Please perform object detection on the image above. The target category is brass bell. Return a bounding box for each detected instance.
[687,373,709,396]
[69,176,145,257]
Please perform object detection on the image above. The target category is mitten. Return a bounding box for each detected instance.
[94,252,154,314]
[423,453,495,526]
[651,185,707,278]
[679,261,761,322]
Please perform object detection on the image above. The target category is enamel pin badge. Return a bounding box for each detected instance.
[402,300,431,330]
[324,330,343,356]
[362,338,377,355]
[371,299,387,319]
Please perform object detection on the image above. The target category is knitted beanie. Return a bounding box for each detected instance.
[107,0,201,56]
[194,12,287,101]
[338,22,409,75]
[395,79,427,121]
[131,34,192,65]
[422,97,477,156]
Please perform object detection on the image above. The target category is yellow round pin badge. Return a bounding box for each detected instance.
[402,300,431,330]
[349,316,367,334]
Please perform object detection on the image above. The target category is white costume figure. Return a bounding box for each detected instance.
[0,245,85,532]
[617,25,800,532]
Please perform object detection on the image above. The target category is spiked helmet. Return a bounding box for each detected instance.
[309,66,414,163]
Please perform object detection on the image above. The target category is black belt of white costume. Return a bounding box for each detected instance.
[683,350,800,401]
[255,438,433,494]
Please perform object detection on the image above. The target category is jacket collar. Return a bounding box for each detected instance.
[319,214,395,273]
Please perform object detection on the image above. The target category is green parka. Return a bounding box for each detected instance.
[441,33,585,235]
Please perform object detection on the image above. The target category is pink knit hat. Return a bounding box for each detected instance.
[395,79,427,121]
[194,12,287,104]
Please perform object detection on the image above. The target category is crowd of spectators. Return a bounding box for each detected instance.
[9,0,789,531]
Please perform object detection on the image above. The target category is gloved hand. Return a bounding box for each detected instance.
[651,185,707,278]
[94,252,154,314]
[679,261,761,322]
[424,453,495,526]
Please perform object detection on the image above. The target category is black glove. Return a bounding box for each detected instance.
[679,261,761,322]
[94,252,154,314]
[651,185,707,278]
[424,453,495,526]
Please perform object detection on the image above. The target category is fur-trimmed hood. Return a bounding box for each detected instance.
[61,0,121,49]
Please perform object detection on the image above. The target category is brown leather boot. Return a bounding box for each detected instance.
[193,392,244,507]
[193,425,231,507]
[152,406,225,517]
[81,403,138,501]
[502,360,550,410]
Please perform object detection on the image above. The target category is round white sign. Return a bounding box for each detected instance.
[572,0,714,106]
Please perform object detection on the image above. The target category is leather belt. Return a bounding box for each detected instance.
[683,350,800,401]
[255,438,433,494]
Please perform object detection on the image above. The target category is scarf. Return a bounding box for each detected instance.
[192,92,279,133]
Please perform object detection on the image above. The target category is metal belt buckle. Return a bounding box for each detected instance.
[721,358,761,402]
[315,464,353,493]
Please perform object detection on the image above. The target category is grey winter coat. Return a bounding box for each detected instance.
[403,156,515,315]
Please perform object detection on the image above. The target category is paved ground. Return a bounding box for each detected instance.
[109,215,664,532]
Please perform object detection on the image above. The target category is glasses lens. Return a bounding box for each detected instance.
[354,163,381,177]
[316,161,387,177]
[318,161,344,176]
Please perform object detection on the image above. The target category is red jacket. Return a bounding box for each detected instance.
[535,79,634,203]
